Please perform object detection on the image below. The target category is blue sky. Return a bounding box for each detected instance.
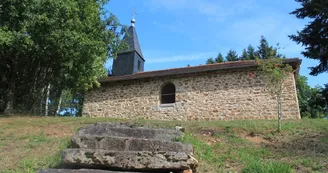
[105,0,327,87]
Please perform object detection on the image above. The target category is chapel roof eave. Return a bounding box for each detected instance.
[99,58,302,84]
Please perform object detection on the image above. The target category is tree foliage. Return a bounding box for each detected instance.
[205,36,282,64]
[297,75,327,118]
[0,0,126,115]
[257,36,284,59]
[290,0,328,75]
[206,57,215,64]
[206,53,225,64]
[247,45,257,60]
[215,53,225,63]
[226,50,239,62]
[240,48,249,60]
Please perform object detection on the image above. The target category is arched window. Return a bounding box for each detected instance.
[161,82,176,104]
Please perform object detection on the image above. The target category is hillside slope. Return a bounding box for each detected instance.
[0,116,327,173]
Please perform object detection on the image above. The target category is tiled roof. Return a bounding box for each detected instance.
[99,58,301,83]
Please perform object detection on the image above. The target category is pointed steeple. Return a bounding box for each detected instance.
[112,18,145,76]
[121,19,144,59]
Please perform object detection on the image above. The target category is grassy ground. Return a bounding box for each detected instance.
[0,116,327,173]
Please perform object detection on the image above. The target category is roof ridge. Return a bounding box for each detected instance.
[136,60,256,75]
[100,58,301,83]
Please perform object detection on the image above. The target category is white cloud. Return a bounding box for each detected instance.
[145,51,215,64]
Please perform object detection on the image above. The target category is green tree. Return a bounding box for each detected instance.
[257,36,270,59]
[256,58,293,132]
[297,75,327,118]
[240,48,249,60]
[247,45,256,60]
[0,0,126,115]
[322,84,328,105]
[206,53,225,64]
[215,53,225,63]
[297,75,313,118]
[257,36,284,59]
[290,0,328,75]
[226,50,239,61]
[206,58,215,64]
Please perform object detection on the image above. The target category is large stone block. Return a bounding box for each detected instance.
[38,169,153,173]
[77,123,183,141]
[71,135,193,153]
[62,149,198,172]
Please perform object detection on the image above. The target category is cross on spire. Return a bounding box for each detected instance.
[131,8,137,26]
[132,8,137,20]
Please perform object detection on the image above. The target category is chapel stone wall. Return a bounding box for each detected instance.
[82,67,300,120]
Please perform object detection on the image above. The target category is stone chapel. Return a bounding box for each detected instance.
[82,19,302,120]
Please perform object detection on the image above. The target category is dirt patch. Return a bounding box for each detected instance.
[268,133,328,157]
[245,135,269,145]
[239,131,270,145]
[196,128,226,146]
[198,128,224,137]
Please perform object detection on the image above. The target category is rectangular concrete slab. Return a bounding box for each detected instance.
[62,149,197,172]
[77,123,183,141]
[71,135,193,153]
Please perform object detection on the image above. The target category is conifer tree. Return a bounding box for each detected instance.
[257,36,270,59]
[206,58,215,64]
[247,45,256,60]
[226,50,239,61]
[290,0,328,75]
[215,53,225,63]
[257,36,283,59]
[240,48,249,60]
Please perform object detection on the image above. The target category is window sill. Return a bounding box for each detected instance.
[152,102,184,111]
[159,103,176,108]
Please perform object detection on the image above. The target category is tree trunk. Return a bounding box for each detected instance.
[56,91,62,116]
[45,84,51,116]
[277,97,282,133]
[4,60,17,115]
[4,88,14,115]
[277,85,283,133]
[40,87,45,116]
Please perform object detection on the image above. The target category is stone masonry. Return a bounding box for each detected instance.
[39,122,197,173]
[82,67,300,120]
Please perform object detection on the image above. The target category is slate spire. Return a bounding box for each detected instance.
[112,17,145,76]
[121,19,144,59]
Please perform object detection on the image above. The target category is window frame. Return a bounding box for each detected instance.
[160,82,176,104]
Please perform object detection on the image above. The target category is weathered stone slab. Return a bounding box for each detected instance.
[37,169,155,173]
[77,123,183,141]
[71,135,193,153]
[62,149,197,171]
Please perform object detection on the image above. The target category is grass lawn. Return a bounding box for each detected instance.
[0,116,327,173]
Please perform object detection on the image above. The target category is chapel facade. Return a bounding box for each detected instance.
[82,19,301,120]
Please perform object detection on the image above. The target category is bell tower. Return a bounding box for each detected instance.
[112,16,145,76]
